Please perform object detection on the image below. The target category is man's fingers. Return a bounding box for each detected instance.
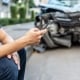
[36,29,47,40]
[12,53,20,70]
[12,55,18,64]
[7,55,11,59]
[36,29,47,36]
[32,28,39,31]
[32,28,47,34]
[40,29,47,35]
[38,35,43,39]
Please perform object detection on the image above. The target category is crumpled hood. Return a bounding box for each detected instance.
[39,3,80,13]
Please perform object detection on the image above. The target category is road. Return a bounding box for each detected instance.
[25,46,80,80]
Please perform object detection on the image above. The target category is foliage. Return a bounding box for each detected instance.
[0,18,9,26]
[31,10,35,20]
[12,0,19,4]
[0,1,35,26]
[9,18,19,24]
[19,4,26,19]
[10,4,18,19]
[29,0,35,8]
[24,0,35,8]
[0,18,34,26]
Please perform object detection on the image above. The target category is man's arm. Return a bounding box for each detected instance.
[0,29,20,69]
[0,29,14,44]
[0,28,47,58]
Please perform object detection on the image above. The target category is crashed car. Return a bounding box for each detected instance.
[35,0,80,50]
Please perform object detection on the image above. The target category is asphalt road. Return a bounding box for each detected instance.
[25,46,80,80]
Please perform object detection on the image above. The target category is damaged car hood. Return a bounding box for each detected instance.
[39,0,80,12]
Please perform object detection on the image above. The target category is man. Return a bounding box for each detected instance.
[0,28,26,80]
[0,28,47,80]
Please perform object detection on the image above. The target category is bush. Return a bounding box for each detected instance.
[9,18,19,24]
[12,0,18,3]
[19,18,34,23]
[31,10,35,20]
[29,0,35,8]
[0,18,9,26]
[0,17,35,26]
[19,4,26,19]
[10,4,18,19]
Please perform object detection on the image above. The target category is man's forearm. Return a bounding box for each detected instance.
[0,28,14,44]
[1,34,14,44]
[0,36,29,58]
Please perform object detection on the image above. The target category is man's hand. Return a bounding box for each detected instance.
[7,52,20,70]
[24,28,47,45]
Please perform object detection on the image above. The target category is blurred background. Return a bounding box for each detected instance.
[0,0,80,26]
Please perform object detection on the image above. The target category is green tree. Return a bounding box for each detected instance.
[12,0,19,3]
[29,0,35,8]
[24,0,35,8]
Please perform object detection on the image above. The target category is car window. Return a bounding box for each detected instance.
[48,0,66,6]
[48,0,80,7]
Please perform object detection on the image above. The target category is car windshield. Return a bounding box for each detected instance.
[48,0,80,7]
